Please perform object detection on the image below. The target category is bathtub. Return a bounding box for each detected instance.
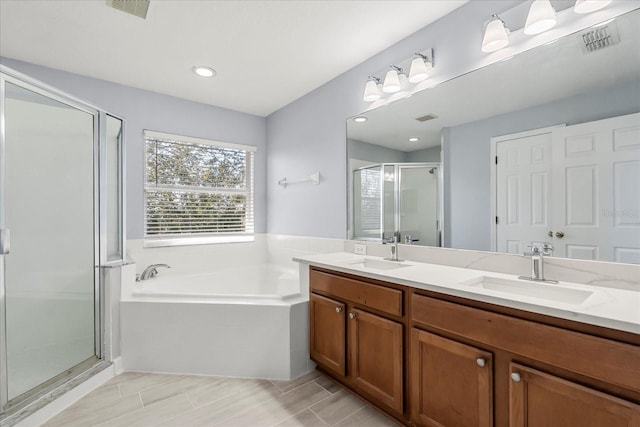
[133,264,300,301]
[119,234,343,380]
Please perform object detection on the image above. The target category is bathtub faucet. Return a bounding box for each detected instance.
[137,264,171,281]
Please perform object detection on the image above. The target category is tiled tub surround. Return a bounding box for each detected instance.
[296,251,640,334]
[121,235,343,380]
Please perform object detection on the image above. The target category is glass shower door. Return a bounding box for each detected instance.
[398,165,441,246]
[1,81,98,409]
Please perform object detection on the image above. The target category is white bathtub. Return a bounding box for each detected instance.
[120,235,344,380]
[133,264,300,301]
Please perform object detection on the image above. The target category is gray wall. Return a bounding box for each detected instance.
[406,146,441,163]
[265,0,532,239]
[445,79,640,251]
[0,57,267,239]
[348,139,407,164]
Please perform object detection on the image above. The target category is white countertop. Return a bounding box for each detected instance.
[294,252,640,335]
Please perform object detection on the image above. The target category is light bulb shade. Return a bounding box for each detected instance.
[382,69,401,93]
[574,0,612,14]
[363,79,381,102]
[524,0,557,35]
[482,16,509,52]
[409,57,430,83]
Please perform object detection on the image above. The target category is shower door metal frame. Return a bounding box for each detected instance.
[0,65,120,414]
[352,162,444,246]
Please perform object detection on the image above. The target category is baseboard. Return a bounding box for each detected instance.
[112,356,124,375]
[13,363,115,427]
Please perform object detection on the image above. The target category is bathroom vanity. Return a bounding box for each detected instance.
[297,253,640,427]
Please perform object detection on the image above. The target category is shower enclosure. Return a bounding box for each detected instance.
[0,67,124,417]
[353,163,443,246]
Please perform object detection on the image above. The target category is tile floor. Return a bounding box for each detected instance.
[43,370,401,426]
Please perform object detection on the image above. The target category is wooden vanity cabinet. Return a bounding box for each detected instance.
[309,268,404,416]
[410,328,493,427]
[349,307,403,413]
[309,293,346,377]
[509,363,640,427]
[309,266,640,427]
[411,293,640,427]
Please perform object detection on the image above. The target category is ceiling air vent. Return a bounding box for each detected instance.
[579,21,620,53]
[106,0,150,19]
[415,113,439,122]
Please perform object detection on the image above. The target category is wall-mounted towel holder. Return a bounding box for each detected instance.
[278,172,320,189]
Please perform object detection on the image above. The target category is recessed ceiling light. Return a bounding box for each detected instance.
[353,116,368,123]
[192,66,216,78]
[409,137,420,142]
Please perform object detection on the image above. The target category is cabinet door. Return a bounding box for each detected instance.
[348,308,403,414]
[410,328,493,427]
[309,293,346,377]
[510,363,640,427]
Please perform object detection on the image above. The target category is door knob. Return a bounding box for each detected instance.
[555,231,565,238]
[548,230,553,237]
[335,307,343,313]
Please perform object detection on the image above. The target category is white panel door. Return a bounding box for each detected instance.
[552,113,640,262]
[496,132,553,254]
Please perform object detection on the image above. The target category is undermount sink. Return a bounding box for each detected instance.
[348,258,411,271]
[460,276,594,305]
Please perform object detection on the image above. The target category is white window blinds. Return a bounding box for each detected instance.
[144,131,255,243]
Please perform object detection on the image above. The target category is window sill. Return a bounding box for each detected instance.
[143,235,254,248]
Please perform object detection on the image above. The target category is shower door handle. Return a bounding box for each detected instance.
[0,229,10,254]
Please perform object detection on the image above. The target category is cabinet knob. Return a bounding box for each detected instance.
[511,372,521,382]
[349,312,357,319]
[335,307,343,313]
[476,358,486,367]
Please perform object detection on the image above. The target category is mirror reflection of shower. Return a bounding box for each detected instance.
[352,162,443,247]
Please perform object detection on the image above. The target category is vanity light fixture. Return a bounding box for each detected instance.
[482,13,510,53]
[408,137,420,142]
[353,116,368,123]
[192,66,216,77]
[382,65,404,93]
[574,0,612,14]
[408,51,434,83]
[524,0,557,35]
[363,76,382,102]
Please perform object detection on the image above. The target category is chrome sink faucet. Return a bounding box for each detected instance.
[383,236,401,261]
[519,243,557,284]
[137,264,171,281]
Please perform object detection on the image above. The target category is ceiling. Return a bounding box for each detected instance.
[347,9,640,152]
[0,0,468,117]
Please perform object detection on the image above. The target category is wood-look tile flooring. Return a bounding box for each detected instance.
[43,370,400,427]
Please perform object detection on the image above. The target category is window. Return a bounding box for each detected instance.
[353,166,382,239]
[144,130,255,246]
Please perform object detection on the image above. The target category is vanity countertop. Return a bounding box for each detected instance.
[294,252,640,335]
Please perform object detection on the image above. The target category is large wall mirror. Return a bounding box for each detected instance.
[347,8,639,264]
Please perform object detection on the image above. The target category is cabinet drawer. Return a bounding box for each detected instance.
[310,269,403,317]
[411,294,640,393]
